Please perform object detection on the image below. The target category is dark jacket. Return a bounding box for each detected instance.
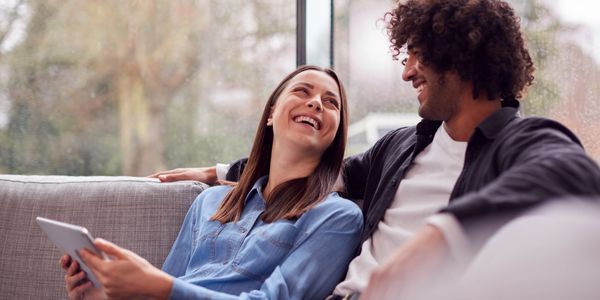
[228,100,600,246]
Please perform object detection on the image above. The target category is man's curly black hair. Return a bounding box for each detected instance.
[385,0,535,100]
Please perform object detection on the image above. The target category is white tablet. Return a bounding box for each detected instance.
[36,217,108,288]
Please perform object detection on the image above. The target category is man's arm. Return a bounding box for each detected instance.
[149,167,218,184]
[443,121,600,241]
[361,224,450,300]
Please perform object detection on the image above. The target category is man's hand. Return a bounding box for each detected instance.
[149,167,217,184]
[361,225,451,300]
[80,239,173,300]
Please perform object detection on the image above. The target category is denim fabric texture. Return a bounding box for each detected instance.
[162,176,363,299]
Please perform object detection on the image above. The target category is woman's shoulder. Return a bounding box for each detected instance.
[320,192,360,209]
[203,184,234,194]
[194,185,234,204]
[310,193,363,221]
[295,192,363,235]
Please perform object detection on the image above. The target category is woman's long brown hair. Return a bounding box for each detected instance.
[211,65,349,223]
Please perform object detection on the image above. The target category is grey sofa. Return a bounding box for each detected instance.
[0,175,207,299]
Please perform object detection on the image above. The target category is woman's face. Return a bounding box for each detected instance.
[269,70,342,156]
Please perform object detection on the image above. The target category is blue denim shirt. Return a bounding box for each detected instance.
[162,176,363,299]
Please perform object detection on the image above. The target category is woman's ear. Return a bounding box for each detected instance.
[266,106,274,126]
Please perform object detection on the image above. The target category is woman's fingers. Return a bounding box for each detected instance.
[68,280,93,300]
[66,259,80,276]
[66,270,88,291]
[60,254,71,270]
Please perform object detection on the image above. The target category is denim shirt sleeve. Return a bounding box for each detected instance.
[167,195,363,300]
[161,193,202,277]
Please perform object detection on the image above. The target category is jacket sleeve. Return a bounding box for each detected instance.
[342,128,400,200]
[167,201,363,300]
[225,158,248,182]
[442,119,600,241]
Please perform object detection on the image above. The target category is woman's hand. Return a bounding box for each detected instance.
[59,255,106,300]
[148,167,217,184]
[80,239,173,300]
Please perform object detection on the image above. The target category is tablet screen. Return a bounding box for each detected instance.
[36,217,107,288]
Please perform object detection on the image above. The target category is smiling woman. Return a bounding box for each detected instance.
[59,65,363,300]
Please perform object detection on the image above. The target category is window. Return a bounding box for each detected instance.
[0,1,295,175]
[1,0,598,176]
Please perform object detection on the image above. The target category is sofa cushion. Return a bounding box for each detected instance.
[0,175,207,299]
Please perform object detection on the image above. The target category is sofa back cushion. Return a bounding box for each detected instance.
[0,175,207,299]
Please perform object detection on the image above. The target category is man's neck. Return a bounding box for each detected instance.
[444,97,502,142]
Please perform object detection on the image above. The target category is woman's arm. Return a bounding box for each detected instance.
[80,239,173,300]
[80,201,362,300]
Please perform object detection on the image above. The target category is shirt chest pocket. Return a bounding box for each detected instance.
[192,221,226,261]
[232,221,300,281]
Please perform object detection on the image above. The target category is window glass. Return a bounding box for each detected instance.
[0,0,295,175]
[305,0,332,67]
[335,0,600,162]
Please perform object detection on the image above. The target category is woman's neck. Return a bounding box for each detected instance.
[263,143,321,201]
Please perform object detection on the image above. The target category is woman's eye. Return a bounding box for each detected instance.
[325,99,339,108]
[294,88,309,95]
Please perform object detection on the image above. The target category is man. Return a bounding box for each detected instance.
[152,0,600,299]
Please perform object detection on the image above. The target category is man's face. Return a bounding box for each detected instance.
[401,45,464,121]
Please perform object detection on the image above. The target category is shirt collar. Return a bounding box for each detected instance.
[245,175,269,206]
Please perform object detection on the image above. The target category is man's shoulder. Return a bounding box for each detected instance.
[503,116,581,144]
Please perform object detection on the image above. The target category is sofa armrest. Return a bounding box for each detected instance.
[0,175,207,299]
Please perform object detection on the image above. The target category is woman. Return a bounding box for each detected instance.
[59,65,363,299]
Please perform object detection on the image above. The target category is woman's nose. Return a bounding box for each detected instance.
[307,97,322,112]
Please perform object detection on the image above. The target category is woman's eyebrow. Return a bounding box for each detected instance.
[293,82,339,99]
[293,82,314,89]
[324,91,339,99]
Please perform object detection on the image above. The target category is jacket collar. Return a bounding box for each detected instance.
[476,98,520,140]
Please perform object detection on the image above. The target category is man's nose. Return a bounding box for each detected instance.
[402,58,416,82]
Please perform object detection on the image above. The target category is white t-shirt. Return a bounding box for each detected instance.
[335,124,468,294]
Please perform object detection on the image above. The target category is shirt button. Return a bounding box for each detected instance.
[223,261,228,265]
[239,228,247,233]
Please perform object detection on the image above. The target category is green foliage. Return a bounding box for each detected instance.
[513,0,566,116]
[0,0,294,175]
